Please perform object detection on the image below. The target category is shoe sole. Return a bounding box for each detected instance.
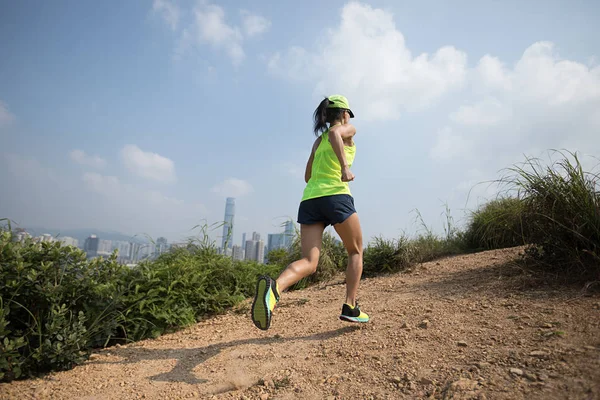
[251,276,272,330]
[339,315,369,323]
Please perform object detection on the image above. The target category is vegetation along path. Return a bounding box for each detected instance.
[1,247,599,400]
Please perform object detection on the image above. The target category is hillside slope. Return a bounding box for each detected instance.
[2,247,599,400]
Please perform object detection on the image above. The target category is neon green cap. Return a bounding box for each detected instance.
[327,94,355,118]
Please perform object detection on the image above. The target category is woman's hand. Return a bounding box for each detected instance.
[341,166,355,182]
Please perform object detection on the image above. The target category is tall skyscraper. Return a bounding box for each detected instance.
[256,241,265,264]
[244,240,257,261]
[283,220,295,248]
[84,235,99,258]
[252,231,260,241]
[267,233,286,253]
[221,197,235,250]
[241,233,246,250]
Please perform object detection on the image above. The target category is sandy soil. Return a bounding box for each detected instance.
[2,247,599,400]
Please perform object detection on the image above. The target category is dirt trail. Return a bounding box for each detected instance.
[2,247,599,400]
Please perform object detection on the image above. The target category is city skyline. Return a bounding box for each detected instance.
[8,197,297,264]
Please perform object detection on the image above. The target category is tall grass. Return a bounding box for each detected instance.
[500,150,600,276]
[464,197,527,251]
[409,207,467,263]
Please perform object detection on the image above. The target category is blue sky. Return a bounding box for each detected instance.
[1,0,599,245]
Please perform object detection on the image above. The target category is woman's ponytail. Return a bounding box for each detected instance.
[313,97,330,136]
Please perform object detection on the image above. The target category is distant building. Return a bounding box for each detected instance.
[241,233,246,250]
[283,220,295,248]
[256,240,265,264]
[40,234,54,243]
[244,240,257,261]
[221,197,235,250]
[156,237,168,255]
[113,241,131,262]
[129,242,141,262]
[84,235,99,258]
[267,233,286,253]
[232,245,244,261]
[15,229,31,243]
[252,232,260,242]
[59,236,79,248]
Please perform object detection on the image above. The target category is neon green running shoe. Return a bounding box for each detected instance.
[339,302,369,323]
[251,275,280,330]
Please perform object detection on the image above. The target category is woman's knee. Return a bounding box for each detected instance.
[306,256,319,274]
[346,246,363,257]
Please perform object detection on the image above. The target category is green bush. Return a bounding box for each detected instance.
[0,227,284,381]
[363,236,413,276]
[506,151,600,276]
[464,197,527,251]
[0,231,127,380]
[410,232,466,263]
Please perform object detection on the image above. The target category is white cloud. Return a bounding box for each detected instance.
[430,126,471,162]
[120,144,176,183]
[0,100,15,126]
[69,149,106,169]
[81,172,207,234]
[82,172,188,207]
[268,2,467,121]
[211,178,253,197]
[163,3,270,66]
[450,97,512,126]
[153,0,180,31]
[432,41,600,165]
[194,3,244,65]
[240,10,270,37]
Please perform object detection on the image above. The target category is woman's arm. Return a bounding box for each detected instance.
[328,127,355,182]
[333,123,357,141]
[304,137,322,183]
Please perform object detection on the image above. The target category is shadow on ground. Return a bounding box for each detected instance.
[88,325,360,385]
[408,260,596,300]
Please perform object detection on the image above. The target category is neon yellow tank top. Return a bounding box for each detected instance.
[302,129,356,201]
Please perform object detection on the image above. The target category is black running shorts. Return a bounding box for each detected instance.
[297,194,356,227]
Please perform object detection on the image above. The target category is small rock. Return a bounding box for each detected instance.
[457,341,468,347]
[584,345,596,350]
[401,322,410,329]
[425,308,433,313]
[509,368,523,377]
[447,378,479,392]
[260,394,269,400]
[476,362,491,369]
[263,379,274,388]
[420,377,433,385]
[391,376,402,384]
[524,372,537,381]
[326,396,335,400]
[537,373,548,381]
[419,320,430,329]
[542,323,553,329]
[529,351,548,358]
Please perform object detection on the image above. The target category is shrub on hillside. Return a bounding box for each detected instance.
[363,236,413,276]
[506,151,600,277]
[0,232,127,381]
[464,197,527,251]
[0,227,283,381]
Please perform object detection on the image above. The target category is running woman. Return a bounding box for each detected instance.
[252,94,369,330]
